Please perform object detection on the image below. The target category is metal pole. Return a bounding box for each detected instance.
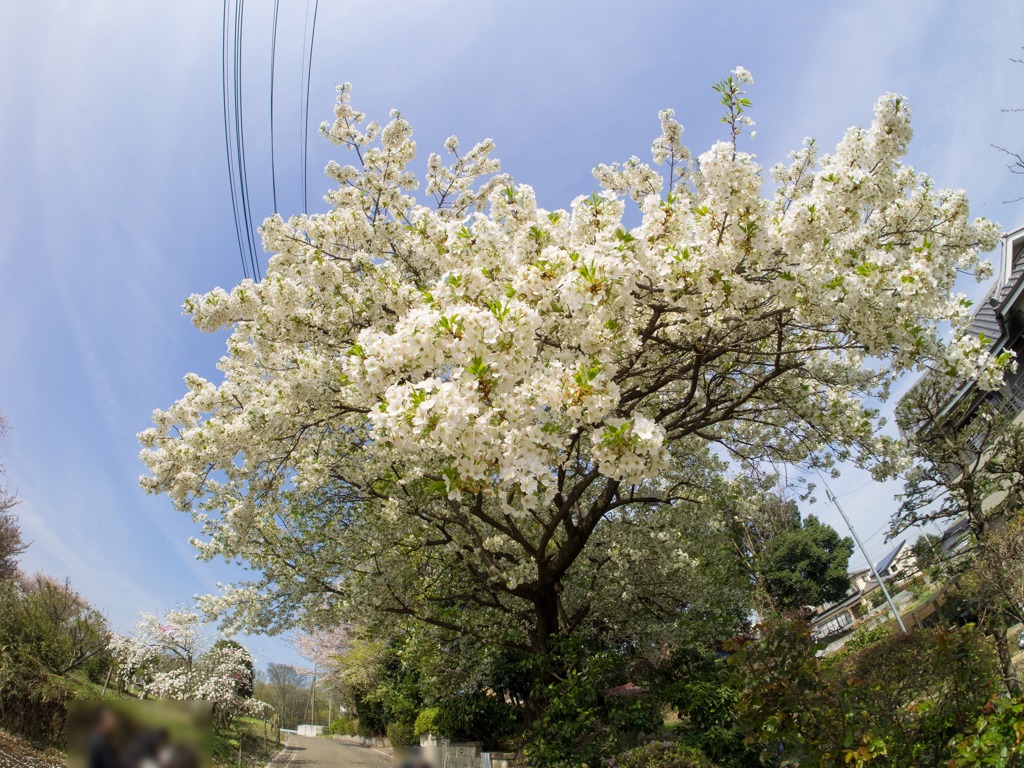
[820,476,908,634]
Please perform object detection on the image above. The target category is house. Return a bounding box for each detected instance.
[870,540,915,582]
[939,517,972,557]
[901,226,1024,441]
[809,541,918,640]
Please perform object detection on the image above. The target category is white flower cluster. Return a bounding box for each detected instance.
[109,611,268,721]
[139,73,1004,628]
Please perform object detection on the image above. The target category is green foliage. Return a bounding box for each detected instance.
[387,721,416,748]
[351,640,422,737]
[525,641,662,768]
[607,741,716,768]
[0,575,110,741]
[0,648,71,742]
[414,707,439,738]
[949,695,1024,767]
[833,623,892,657]
[212,639,255,698]
[731,618,1000,767]
[0,574,109,677]
[327,716,352,736]
[433,693,520,750]
[759,515,853,611]
[911,533,943,575]
[866,587,888,609]
[655,648,756,768]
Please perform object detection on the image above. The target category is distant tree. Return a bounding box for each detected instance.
[911,532,944,577]
[212,638,255,698]
[725,482,803,613]
[109,610,268,729]
[0,512,24,581]
[263,663,305,729]
[759,515,853,612]
[0,573,109,676]
[0,411,25,580]
[894,375,1024,542]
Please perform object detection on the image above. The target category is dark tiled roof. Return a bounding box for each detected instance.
[941,517,970,541]
[874,539,906,575]
[968,240,1024,343]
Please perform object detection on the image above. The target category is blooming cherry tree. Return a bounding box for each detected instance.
[141,71,1001,681]
[110,610,268,727]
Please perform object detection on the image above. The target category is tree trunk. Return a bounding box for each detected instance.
[524,587,561,730]
[992,620,1020,695]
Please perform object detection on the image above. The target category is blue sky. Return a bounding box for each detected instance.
[1,0,1023,668]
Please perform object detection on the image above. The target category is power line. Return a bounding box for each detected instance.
[269,0,281,213]
[221,0,249,280]
[233,0,261,280]
[820,474,908,634]
[299,0,310,215]
[300,0,320,215]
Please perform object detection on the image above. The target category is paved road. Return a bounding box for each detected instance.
[273,735,393,768]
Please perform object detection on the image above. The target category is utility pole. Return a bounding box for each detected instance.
[820,475,908,634]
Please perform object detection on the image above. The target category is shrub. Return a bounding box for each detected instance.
[608,741,716,768]
[949,694,1024,767]
[414,707,439,738]
[328,716,352,735]
[434,693,521,749]
[0,576,106,742]
[525,642,662,768]
[347,717,360,736]
[732,618,1000,767]
[833,622,891,656]
[387,721,416,748]
[0,652,71,742]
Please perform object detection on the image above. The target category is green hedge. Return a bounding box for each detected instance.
[387,721,416,748]
[608,742,716,768]
[414,707,439,738]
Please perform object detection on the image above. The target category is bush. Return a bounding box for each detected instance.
[608,741,716,768]
[387,721,416,748]
[414,707,439,738]
[328,716,352,735]
[0,576,106,742]
[434,693,521,749]
[732,618,1001,767]
[949,694,1024,767]
[525,643,662,768]
[0,653,71,742]
[833,622,891,656]
[658,647,756,768]
[347,717,360,736]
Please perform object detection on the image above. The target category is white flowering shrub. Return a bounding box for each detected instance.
[109,611,269,728]
[140,71,1001,659]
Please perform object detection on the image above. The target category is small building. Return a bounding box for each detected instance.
[872,540,914,581]
[809,541,918,640]
[297,724,325,737]
[939,517,972,557]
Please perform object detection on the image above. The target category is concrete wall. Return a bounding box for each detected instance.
[297,724,325,737]
[329,732,520,768]
[331,734,391,750]
[420,735,482,768]
[420,737,518,768]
